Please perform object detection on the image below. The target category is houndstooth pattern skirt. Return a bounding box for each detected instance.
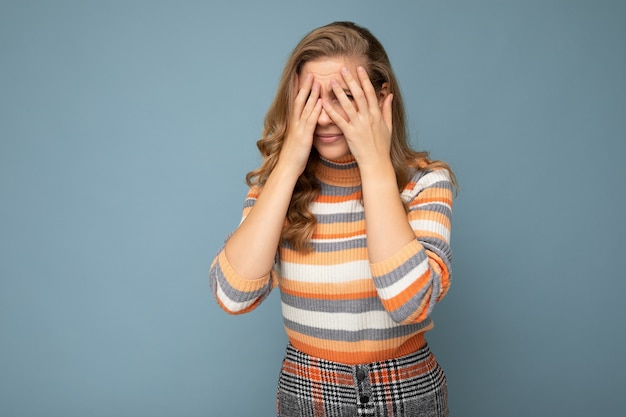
[277,343,449,417]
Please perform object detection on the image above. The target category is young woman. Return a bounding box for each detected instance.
[210,21,456,417]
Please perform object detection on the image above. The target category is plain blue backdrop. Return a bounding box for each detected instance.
[1,1,625,416]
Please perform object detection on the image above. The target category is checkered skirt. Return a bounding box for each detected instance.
[277,343,448,417]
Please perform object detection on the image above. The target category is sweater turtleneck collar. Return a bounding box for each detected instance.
[315,155,361,186]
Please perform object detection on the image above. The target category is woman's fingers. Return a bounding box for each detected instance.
[338,67,367,113]
[301,81,321,119]
[306,98,323,129]
[293,73,314,116]
[329,66,387,124]
[281,75,321,174]
[339,66,379,114]
[356,66,382,115]
[289,74,321,142]
[382,93,393,132]
[322,98,349,131]
[330,78,358,121]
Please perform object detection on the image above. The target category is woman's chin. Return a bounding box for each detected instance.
[313,142,351,161]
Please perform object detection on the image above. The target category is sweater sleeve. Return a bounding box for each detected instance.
[369,168,454,325]
[209,187,279,315]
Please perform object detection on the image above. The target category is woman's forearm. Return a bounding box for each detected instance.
[224,164,300,280]
[359,159,415,263]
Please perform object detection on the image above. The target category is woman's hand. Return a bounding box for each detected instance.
[278,74,323,176]
[322,66,393,168]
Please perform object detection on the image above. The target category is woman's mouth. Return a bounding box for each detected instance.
[315,133,344,144]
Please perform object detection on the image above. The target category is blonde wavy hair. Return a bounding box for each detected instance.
[246,21,456,252]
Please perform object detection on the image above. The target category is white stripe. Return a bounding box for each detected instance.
[376,260,430,300]
[401,169,451,200]
[216,283,256,312]
[410,219,451,241]
[311,199,364,215]
[279,260,371,283]
[311,234,364,244]
[420,169,451,186]
[414,201,452,211]
[282,303,396,331]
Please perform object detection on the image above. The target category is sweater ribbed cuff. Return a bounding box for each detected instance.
[218,250,271,294]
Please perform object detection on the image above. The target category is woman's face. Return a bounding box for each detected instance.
[298,56,366,161]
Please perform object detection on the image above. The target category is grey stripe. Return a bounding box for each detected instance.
[407,176,453,193]
[319,184,362,196]
[410,203,452,218]
[421,237,452,271]
[319,158,358,171]
[283,237,367,252]
[311,238,367,252]
[280,292,385,314]
[283,318,432,342]
[315,211,365,224]
[211,261,272,303]
[373,249,429,288]
[242,198,256,209]
[424,179,454,192]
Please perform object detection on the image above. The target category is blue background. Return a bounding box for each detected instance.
[1,1,625,416]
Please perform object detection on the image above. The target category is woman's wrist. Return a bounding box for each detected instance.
[358,155,396,186]
[271,158,304,186]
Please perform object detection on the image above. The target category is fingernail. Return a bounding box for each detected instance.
[341,67,349,75]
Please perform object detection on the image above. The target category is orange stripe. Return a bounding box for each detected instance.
[411,191,453,205]
[383,268,432,308]
[426,251,450,301]
[402,287,433,323]
[282,286,377,301]
[217,251,270,292]
[313,221,365,239]
[408,210,452,228]
[369,356,437,385]
[412,229,449,241]
[280,278,374,296]
[312,232,365,240]
[286,330,428,364]
[317,191,361,203]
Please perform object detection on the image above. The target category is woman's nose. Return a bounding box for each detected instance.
[317,107,333,126]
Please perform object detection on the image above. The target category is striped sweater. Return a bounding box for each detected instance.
[210,156,453,365]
